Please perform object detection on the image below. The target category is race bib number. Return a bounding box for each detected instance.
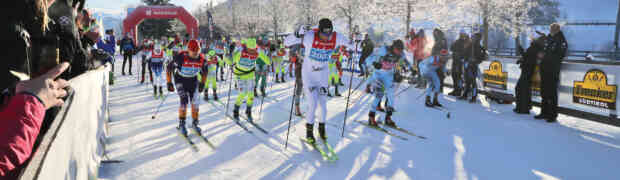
[309,48,333,63]
[239,58,255,69]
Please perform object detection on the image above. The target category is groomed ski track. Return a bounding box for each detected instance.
[100,59,620,180]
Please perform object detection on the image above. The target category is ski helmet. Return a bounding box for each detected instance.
[188,39,200,52]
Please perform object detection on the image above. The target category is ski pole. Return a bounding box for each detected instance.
[225,62,235,115]
[152,91,171,119]
[284,74,297,149]
[341,42,359,137]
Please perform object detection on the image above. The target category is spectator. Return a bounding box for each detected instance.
[431,28,448,93]
[514,35,545,114]
[536,23,568,123]
[0,63,71,179]
[412,29,428,89]
[360,34,375,77]
[460,32,487,103]
[120,33,136,75]
[448,30,471,96]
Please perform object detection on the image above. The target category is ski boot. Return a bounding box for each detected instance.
[281,75,286,83]
[253,87,258,97]
[177,119,188,137]
[433,95,443,107]
[203,91,209,101]
[384,108,396,127]
[338,80,344,86]
[318,123,327,140]
[140,74,145,84]
[213,89,219,101]
[425,96,434,107]
[276,74,281,83]
[368,112,378,127]
[334,86,342,96]
[233,105,240,119]
[246,106,253,121]
[306,123,316,144]
[191,119,203,136]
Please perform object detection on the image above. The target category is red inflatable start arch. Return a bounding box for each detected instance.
[122,6,199,42]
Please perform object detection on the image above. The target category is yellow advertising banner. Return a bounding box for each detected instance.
[573,69,617,110]
[483,60,508,90]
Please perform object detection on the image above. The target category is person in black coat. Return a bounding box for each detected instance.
[360,34,375,77]
[431,28,448,93]
[536,23,568,123]
[448,30,470,96]
[514,35,545,114]
[459,32,486,103]
[120,34,136,75]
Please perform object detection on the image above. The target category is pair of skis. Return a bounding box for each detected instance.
[207,100,269,134]
[355,117,427,140]
[176,126,216,152]
[300,138,339,162]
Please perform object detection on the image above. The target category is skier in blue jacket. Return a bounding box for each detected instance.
[363,39,413,127]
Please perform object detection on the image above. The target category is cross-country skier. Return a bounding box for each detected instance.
[148,42,166,99]
[284,18,351,143]
[328,48,343,97]
[228,38,270,120]
[166,39,208,136]
[420,49,449,107]
[211,40,227,81]
[203,50,220,101]
[273,42,287,83]
[363,40,413,127]
[140,39,154,84]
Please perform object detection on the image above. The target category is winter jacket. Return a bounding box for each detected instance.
[361,39,375,59]
[431,32,448,57]
[470,37,487,66]
[542,31,568,69]
[450,38,471,59]
[0,93,46,178]
[411,36,427,61]
[120,37,135,54]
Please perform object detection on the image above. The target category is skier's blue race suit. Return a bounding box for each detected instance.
[364,46,412,113]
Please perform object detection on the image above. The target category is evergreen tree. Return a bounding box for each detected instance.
[139,0,175,39]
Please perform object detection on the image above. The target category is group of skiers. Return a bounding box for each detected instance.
[127,17,566,146]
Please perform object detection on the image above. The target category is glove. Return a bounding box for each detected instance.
[365,84,371,93]
[167,82,175,92]
[198,82,205,92]
[372,61,382,69]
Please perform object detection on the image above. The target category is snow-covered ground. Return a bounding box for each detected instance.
[99,56,620,180]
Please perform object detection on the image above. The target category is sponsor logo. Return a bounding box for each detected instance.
[146,10,152,16]
[483,60,508,90]
[573,69,617,110]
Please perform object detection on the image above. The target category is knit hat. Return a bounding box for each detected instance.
[188,39,200,52]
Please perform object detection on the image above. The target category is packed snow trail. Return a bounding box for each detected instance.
[100,60,620,180]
